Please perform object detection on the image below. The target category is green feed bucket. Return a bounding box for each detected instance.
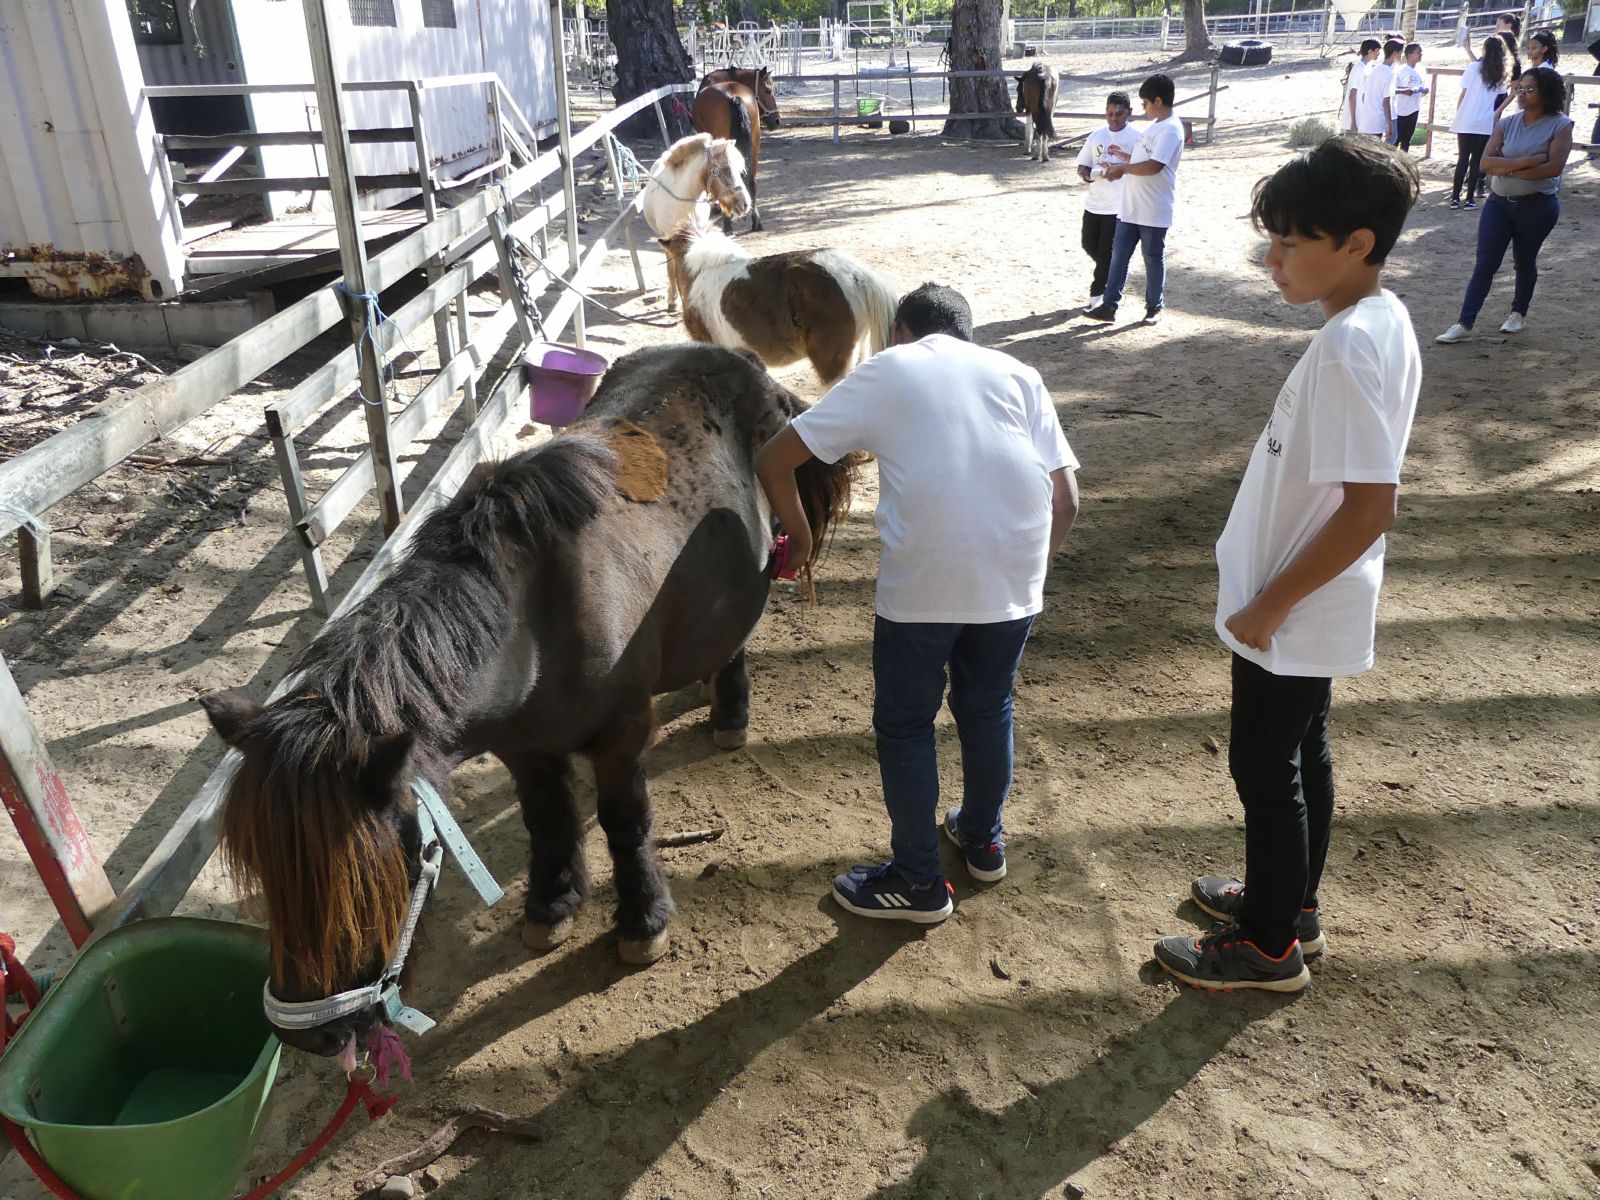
[0,917,282,1200]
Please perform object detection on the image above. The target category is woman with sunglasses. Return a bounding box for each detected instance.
[1437,68,1574,342]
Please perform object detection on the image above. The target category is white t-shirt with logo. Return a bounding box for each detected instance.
[1394,63,1426,117]
[1358,62,1396,133]
[1117,114,1185,229]
[1215,292,1421,678]
[792,334,1079,624]
[1341,61,1372,130]
[1450,65,1502,135]
[1076,123,1142,217]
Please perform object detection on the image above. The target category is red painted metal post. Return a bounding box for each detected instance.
[0,656,115,948]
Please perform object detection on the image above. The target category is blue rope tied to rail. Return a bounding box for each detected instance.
[334,281,416,409]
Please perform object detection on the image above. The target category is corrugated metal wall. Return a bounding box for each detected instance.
[0,0,185,298]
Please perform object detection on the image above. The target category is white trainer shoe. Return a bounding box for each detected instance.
[1435,323,1473,344]
[1086,294,1104,311]
[1500,312,1526,334]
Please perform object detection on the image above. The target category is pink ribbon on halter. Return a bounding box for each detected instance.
[370,1024,414,1087]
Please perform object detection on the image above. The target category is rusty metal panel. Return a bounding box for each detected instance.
[0,0,184,299]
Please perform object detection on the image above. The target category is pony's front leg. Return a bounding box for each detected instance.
[589,706,675,965]
[709,647,751,750]
[1021,121,1033,157]
[513,752,590,951]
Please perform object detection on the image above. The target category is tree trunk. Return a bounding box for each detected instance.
[607,0,694,137]
[1176,0,1213,61]
[943,0,1023,139]
[1400,0,1419,41]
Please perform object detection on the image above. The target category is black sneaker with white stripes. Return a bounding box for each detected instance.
[832,862,953,924]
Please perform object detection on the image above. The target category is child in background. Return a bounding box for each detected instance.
[1392,43,1429,152]
[1074,92,1139,311]
[1358,40,1401,138]
[1153,136,1422,993]
[1342,40,1380,131]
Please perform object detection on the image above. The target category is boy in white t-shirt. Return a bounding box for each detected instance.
[1358,40,1401,137]
[1085,74,1185,325]
[1341,40,1380,131]
[1153,135,1422,993]
[1391,43,1429,152]
[1075,91,1139,309]
[756,285,1080,924]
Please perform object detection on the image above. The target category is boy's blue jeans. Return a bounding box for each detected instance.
[1102,220,1168,313]
[872,615,1034,887]
[1459,192,1560,327]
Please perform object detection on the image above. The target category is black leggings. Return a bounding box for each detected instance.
[1393,111,1419,152]
[1452,133,1490,202]
[1081,211,1118,298]
[1229,654,1335,957]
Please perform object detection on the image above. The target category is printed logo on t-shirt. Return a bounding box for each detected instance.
[1265,380,1295,458]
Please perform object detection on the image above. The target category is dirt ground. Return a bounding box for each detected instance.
[4,40,1599,1200]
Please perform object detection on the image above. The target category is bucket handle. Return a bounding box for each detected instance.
[2,1076,396,1200]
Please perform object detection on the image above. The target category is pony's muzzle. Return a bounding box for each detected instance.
[719,191,751,219]
[760,113,780,131]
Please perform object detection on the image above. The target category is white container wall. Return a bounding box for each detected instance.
[0,0,186,299]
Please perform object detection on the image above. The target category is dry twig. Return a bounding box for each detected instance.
[353,1106,546,1194]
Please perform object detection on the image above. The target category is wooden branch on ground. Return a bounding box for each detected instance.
[354,1107,546,1194]
[653,827,725,848]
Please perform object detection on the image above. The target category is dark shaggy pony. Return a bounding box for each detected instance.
[204,343,854,1059]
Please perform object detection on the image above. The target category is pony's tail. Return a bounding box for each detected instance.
[456,434,617,553]
[1035,88,1056,141]
[727,93,754,184]
[860,268,899,356]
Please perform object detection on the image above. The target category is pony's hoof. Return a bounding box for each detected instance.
[713,726,748,751]
[522,916,574,952]
[618,930,670,965]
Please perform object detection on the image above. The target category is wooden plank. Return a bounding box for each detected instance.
[0,656,116,947]
[18,526,52,610]
[180,172,422,196]
[298,308,515,549]
[165,128,415,150]
[265,236,498,437]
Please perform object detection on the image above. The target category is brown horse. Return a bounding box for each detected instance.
[203,343,853,1059]
[692,82,764,232]
[1015,62,1059,162]
[699,66,781,130]
[660,217,897,386]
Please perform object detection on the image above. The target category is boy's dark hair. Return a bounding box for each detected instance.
[1106,90,1131,111]
[1404,41,1422,56]
[1359,38,1381,56]
[1250,134,1420,266]
[1138,74,1175,106]
[1498,12,1522,36]
[1479,35,1509,88]
[1524,61,1568,114]
[1383,39,1403,57]
[1528,30,1558,66]
[894,284,974,342]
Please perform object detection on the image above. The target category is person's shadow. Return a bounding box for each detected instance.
[866,975,1284,1199]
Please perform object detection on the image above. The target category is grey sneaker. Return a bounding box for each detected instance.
[1153,922,1311,993]
[1191,875,1325,955]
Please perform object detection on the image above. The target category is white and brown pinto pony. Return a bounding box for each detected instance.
[1016,62,1059,162]
[641,133,751,310]
[660,218,897,387]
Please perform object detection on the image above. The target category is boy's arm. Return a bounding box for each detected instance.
[755,427,817,570]
[1049,468,1079,556]
[1224,482,1397,651]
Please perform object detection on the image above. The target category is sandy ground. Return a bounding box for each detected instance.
[3,39,1599,1200]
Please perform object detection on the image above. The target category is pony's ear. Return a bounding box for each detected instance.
[200,690,264,747]
[359,732,415,803]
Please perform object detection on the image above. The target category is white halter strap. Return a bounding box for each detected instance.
[261,777,504,1037]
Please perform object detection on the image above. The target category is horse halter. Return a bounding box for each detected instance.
[260,777,504,1037]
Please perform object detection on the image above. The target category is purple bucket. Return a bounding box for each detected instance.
[525,342,608,427]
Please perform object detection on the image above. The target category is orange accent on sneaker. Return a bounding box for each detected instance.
[1246,937,1302,963]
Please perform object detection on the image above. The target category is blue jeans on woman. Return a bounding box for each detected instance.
[872,615,1034,887]
[1459,192,1560,327]
[1102,221,1168,315]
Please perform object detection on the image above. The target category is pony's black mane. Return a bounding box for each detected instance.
[256,435,615,774]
